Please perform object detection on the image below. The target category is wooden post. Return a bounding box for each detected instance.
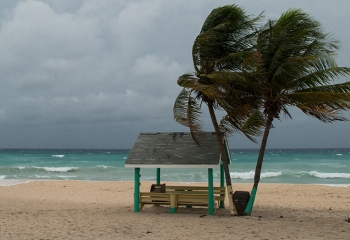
[220,162,225,208]
[208,168,214,215]
[134,168,140,212]
[170,194,177,213]
[156,168,160,184]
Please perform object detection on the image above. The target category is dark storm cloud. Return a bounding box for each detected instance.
[0,0,349,148]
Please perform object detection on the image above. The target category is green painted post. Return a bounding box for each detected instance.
[156,168,160,184]
[208,168,214,215]
[220,163,225,208]
[244,186,257,215]
[134,168,140,212]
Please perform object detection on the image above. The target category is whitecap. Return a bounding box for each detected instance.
[262,171,283,178]
[52,155,65,158]
[0,175,6,180]
[35,175,50,179]
[16,166,26,170]
[97,165,108,169]
[230,171,254,179]
[57,175,77,179]
[230,171,282,179]
[34,167,78,172]
[309,171,350,179]
[123,157,127,159]
[44,167,78,172]
[336,154,342,156]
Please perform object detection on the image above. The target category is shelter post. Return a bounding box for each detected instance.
[134,168,140,212]
[220,162,225,208]
[208,168,214,215]
[156,168,160,184]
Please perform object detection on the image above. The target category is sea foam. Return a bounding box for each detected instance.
[0,179,32,186]
[35,175,50,179]
[34,167,78,172]
[309,171,350,179]
[230,171,282,179]
[319,184,349,188]
[97,165,108,169]
[52,155,65,158]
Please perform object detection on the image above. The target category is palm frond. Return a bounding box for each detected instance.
[280,106,292,120]
[173,88,204,144]
[298,82,350,94]
[193,5,262,74]
[290,65,350,91]
[298,105,348,123]
[177,73,199,88]
[240,110,265,138]
[256,8,341,89]
[285,92,350,111]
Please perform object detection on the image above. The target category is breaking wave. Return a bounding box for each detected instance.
[230,171,282,179]
[33,167,78,172]
[309,171,350,179]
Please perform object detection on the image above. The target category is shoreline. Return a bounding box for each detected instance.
[1,181,349,239]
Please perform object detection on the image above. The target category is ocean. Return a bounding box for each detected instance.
[0,148,349,186]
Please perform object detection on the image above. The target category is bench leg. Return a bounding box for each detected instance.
[170,194,177,213]
[139,203,144,212]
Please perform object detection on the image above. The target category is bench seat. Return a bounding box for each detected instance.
[166,185,226,206]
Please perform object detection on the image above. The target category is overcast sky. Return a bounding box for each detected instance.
[0,0,349,149]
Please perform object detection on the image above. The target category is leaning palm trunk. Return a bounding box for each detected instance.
[244,115,273,215]
[207,101,237,215]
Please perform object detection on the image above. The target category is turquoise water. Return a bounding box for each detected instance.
[0,148,349,186]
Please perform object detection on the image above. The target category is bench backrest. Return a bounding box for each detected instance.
[176,194,210,203]
[166,186,225,195]
[140,192,171,202]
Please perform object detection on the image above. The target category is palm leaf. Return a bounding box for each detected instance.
[173,88,204,144]
[298,105,348,122]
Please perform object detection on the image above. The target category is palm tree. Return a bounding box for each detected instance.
[173,5,262,215]
[238,9,350,215]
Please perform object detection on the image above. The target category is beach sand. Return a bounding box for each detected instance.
[0,181,349,239]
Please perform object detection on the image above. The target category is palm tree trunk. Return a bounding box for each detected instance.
[244,115,273,215]
[207,100,237,215]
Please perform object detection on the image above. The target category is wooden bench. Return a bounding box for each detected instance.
[139,192,217,213]
[139,186,225,214]
[139,192,171,211]
[166,186,226,206]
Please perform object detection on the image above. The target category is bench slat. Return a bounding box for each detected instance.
[166,186,226,206]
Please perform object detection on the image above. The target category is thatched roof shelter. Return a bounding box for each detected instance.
[125,132,230,168]
[125,132,231,215]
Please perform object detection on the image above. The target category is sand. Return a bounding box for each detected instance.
[0,181,349,240]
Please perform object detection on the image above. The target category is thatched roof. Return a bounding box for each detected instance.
[125,132,230,168]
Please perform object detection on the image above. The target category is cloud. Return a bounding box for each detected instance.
[0,0,348,148]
